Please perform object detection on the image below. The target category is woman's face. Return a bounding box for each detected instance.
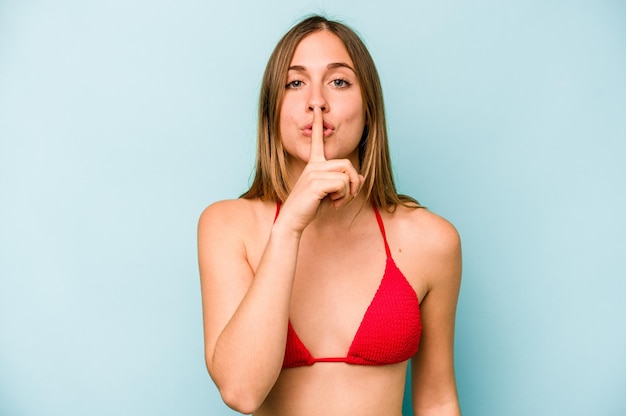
[279,30,365,168]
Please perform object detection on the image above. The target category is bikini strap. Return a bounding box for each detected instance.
[373,205,392,258]
[274,200,281,222]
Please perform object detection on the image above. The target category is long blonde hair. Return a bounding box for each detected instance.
[241,15,419,211]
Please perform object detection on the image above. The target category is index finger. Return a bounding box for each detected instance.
[308,106,326,163]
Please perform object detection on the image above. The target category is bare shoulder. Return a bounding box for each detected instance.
[199,198,274,234]
[198,198,277,261]
[384,204,462,292]
[387,204,460,256]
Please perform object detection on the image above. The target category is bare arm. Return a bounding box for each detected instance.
[411,214,462,416]
[198,107,363,413]
[198,201,301,413]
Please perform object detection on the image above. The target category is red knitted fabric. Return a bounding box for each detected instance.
[278,203,422,368]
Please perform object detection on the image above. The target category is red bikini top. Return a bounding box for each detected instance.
[275,202,422,368]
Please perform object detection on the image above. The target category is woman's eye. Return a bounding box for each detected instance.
[332,79,350,88]
[286,80,303,89]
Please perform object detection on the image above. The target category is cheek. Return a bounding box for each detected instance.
[343,94,365,121]
[278,103,290,133]
[279,98,298,126]
[278,102,301,152]
[345,103,365,129]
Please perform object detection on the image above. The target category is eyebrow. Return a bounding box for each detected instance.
[288,62,356,73]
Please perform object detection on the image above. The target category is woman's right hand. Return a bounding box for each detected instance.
[277,106,364,234]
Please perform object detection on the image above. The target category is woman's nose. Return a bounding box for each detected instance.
[307,84,328,112]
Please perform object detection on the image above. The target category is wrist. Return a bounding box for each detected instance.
[270,216,304,241]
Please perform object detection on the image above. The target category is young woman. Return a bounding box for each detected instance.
[198,15,462,415]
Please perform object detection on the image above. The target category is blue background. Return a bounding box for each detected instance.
[1,1,624,415]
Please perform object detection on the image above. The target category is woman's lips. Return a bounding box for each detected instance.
[301,121,335,138]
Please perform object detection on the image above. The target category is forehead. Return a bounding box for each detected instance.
[289,30,354,68]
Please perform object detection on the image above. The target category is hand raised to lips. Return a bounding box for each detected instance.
[308,106,326,163]
[307,105,363,204]
[276,105,365,233]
